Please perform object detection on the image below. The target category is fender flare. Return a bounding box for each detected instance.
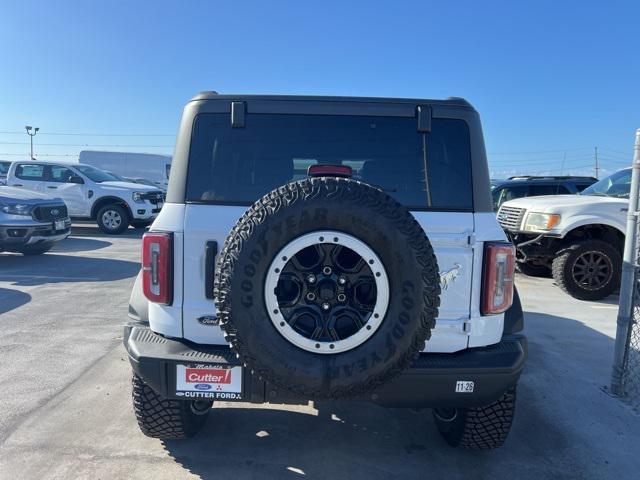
[558,215,625,239]
[90,196,134,220]
[128,270,149,324]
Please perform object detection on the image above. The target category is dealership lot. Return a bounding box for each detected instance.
[0,228,639,479]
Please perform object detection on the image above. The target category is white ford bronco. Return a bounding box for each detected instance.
[498,168,629,300]
[5,160,164,234]
[124,93,526,449]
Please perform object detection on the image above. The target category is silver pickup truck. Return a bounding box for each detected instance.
[0,185,71,255]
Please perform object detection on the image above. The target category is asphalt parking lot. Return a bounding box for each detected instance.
[1,227,639,479]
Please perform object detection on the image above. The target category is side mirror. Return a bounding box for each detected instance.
[68,175,84,184]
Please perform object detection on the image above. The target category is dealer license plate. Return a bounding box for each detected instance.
[54,220,66,230]
[175,364,243,400]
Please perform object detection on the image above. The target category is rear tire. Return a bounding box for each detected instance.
[97,204,130,235]
[131,374,212,439]
[17,243,53,255]
[551,239,621,301]
[433,387,516,449]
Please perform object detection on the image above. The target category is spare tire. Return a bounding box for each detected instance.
[214,177,440,399]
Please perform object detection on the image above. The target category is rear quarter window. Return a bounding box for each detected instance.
[15,163,46,180]
[185,113,473,210]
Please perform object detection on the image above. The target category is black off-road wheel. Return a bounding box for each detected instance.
[551,239,621,301]
[433,387,517,449]
[131,374,212,439]
[214,177,440,399]
[97,204,130,235]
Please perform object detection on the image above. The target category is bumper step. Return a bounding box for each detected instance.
[124,324,527,408]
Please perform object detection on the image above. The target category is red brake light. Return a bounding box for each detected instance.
[142,232,173,305]
[308,164,353,178]
[481,242,515,315]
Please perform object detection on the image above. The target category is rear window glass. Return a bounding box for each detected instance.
[529,184,570,195]
[15,163,45,180]
[186,113,473,210]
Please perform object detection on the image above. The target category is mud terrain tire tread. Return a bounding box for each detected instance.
[214,177,440,399]
[131,374,210,439]
[434,387,516,449]
[551,239,621,301]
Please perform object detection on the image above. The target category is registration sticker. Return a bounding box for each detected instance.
[455,381,474,393]
[175,364,243,400]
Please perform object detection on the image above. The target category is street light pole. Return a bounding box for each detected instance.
[25,125,39,159]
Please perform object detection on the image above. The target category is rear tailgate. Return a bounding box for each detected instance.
[182,206,475,353]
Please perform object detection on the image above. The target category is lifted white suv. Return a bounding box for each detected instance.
[124,93,526,449]
[498,168,629,300]
[5,161,164,234]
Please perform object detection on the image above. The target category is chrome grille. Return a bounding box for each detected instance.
[140,191,164,205]
[497,206,525,231]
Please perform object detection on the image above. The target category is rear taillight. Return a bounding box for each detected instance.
[481,242,515,315]
[142,232,173,305]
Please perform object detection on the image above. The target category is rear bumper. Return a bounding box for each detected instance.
[124,324,527,408]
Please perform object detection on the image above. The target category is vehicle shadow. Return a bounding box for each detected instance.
[0,287,31,314]
[158,311,639,480]
[70,225,145,239]
[51,237,112,253]
[0,254,139,286]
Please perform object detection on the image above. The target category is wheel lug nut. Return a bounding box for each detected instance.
[306,292,316,301]
[322,266,332,276]
[337,293,346,302]
[307,274,316,284]
[338,277,346,285]
[322,302,330,311]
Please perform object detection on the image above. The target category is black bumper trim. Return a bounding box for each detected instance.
[124,324,527,408]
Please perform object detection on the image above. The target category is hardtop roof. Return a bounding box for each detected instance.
[188,92,474,109]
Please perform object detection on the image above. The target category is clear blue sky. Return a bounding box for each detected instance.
[1,0,638,178]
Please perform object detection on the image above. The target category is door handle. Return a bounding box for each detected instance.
[13,184,22,187]
[46,186,58,189]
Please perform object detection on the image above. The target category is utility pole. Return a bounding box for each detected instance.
[595,146,599,179]
[25,126,39,159]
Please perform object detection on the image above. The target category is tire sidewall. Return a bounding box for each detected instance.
[97,204,130,234]
[553,240,621,300]
[217,180,439,397]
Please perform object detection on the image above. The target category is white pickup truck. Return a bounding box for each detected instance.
[5,161,165,234]
[498,168,630,300]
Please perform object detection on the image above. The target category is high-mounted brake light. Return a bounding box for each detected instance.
[142,232,173,305]
[481,242,515,315]
[308,164,353,178]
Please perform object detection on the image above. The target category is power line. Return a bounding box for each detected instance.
[600,147,631,156]
[0,130,174,137]
[487,147,593,155]
[0,141,174,148]
[0,153,79,157]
